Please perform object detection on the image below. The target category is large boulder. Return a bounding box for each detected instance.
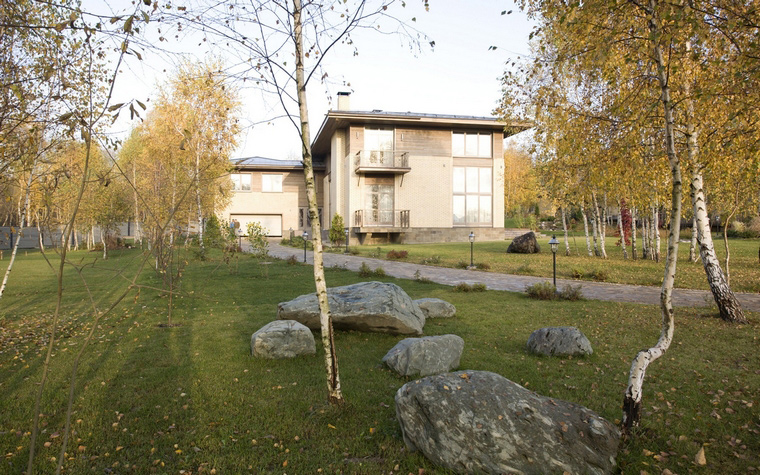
[250,320,316,359]
[277,281,425,335]
[395,370,620,474]
[527,326,593,357]
[507,231,540,254]
[382,335,464,377]
[413,298,456,319]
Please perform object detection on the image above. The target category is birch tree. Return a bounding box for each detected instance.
[160,0,425,404]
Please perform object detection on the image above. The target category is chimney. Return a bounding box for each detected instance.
[337,91,351,111]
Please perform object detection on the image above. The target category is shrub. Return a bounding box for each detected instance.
[329,213,346,246]
[453,282,487,292]
[571,268,584,279]
[283,235,313,250]
[526,281,556,300]
[590,269,608,282]
[286,255,298,266]
[731,220,746,232]
[558,284,584,301]
[358,262,373,277]
[369,247,382,258]
[386,249,408,259]
[246,222,269,257]
[455,260,469,269]
[413,270,433,283]
[420,255,441,265]
[749,216,760,235]
[373,266,386,277]
[475,262,491,270]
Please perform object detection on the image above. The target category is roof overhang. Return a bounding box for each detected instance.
[312,110,533,158]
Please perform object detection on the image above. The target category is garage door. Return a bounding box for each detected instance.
[230,214,282,237]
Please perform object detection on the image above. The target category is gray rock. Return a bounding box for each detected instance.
[507,231,540,254]
[414,298,456,319]
[383,335,464,377]
[527,326,593,356]
[250,320,316,359]
[395,370,620,474]
[277,281,425,335]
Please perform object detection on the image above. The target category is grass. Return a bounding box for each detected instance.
[0,249,758,473]
[345,235,760,293]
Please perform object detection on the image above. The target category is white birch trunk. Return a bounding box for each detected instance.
[133,160,141,244]
[618,200,628,259]
[293,0,343,404]
[195,149,204,253]
[683,56,746,323]
[599,193,608,259]
[641,216,648,260]
[0,162,35,300]
[102,229,107,260]
[561,206,570,256]
[631,206,637,260]
[622,10,681,430]
[580,203,593,257]
[689,215,698,262]
[653,205,661,263]
[590,194,600,257]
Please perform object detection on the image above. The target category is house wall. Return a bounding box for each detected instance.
[223,169,324,236]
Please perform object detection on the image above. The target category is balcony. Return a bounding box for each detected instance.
[354,150,411,174]
[354,209,410,232]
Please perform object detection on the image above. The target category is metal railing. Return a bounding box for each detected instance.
[354,209,410,228]
[354,150,410,170]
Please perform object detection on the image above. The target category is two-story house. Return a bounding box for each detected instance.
[223,92,529,243]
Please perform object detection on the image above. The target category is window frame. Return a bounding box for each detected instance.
[452,131,492,158]
[230,173,251,192]
[261,173,283,193]
[452,165,492,226]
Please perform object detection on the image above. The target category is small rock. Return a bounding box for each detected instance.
[250,320,316,359]
[527,326,593,356]
[383,335,464,377]
[414,298,456,319]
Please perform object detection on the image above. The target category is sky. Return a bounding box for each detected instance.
[106,0,535,160]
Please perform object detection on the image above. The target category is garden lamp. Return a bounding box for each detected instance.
[344,227,349,254]
[549,235,559,288]
[469,231,475,269]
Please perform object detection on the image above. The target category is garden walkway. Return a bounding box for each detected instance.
[259,241,760,313]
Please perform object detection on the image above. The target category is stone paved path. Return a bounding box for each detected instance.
[261,241,760,312]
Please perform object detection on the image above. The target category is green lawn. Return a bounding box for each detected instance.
[0,249,758,474]
[342,235,760,293]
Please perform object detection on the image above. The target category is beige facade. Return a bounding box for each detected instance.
[222,158,324,238]
[310,96,527,244]
[224,98,528,244]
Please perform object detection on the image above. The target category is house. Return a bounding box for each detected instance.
[224,92,529,243]
[223,157,325,238]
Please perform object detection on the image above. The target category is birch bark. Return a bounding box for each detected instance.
[293,0,343,403]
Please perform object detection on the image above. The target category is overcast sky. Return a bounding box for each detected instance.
[106,0,535,160]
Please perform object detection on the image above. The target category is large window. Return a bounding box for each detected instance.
[230,173,251,191]
[453,166,492,225]
[364,128,394,152]
[452,132,492,157]
[262,174,283,193]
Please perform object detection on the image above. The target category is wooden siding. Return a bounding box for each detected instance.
[395,128,451,156]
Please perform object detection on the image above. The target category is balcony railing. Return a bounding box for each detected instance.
[354,150,411,174]
[354,209,410,228]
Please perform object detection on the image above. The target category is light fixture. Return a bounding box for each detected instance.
[549,235,559,288]
[344,227,350,254]
[468,231,475,269]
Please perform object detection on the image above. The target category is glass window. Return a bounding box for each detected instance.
[452,132,493,157]
[231,173,251,191]
[453,166,492,226]
[365,128,394,151]
[453,196,465,225]
[478,134,491,157]
[479,168,492,193]
[262,174,283,193]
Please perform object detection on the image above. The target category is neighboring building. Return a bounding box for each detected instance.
[224,93,529,243]
[222,157,325,237]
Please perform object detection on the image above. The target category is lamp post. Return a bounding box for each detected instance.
[549,235,559,288]
[468,231,475,269]
[302,231,309,263]
[344,227,349,254]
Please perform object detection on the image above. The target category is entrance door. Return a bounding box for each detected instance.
[364,177,394,226]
